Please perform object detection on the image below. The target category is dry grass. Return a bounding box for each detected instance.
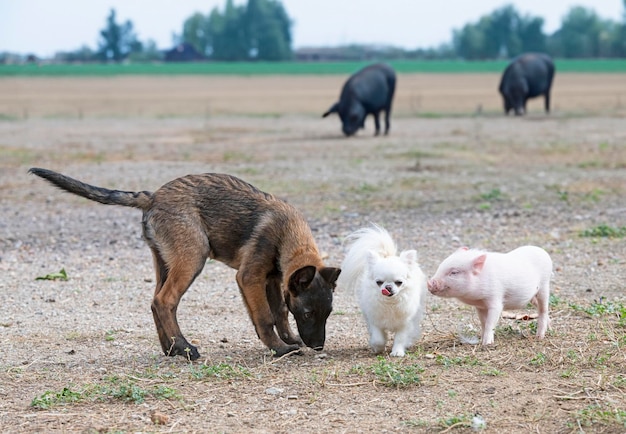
[0,74,625,433]
[1,73,626,118]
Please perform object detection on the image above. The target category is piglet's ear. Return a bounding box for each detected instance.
[472,254,487,274]
[458,246,469,251]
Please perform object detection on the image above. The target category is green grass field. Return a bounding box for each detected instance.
[1,59,626,76]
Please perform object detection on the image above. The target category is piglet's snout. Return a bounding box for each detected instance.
[427,279,439,293]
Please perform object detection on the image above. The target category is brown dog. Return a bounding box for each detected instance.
[29,168,341,360]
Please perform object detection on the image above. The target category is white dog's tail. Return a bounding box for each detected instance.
[338,224,397,293]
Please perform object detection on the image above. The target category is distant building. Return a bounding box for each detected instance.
[295,45,403,62]
[164,43,204,62]
[295,47,354,61]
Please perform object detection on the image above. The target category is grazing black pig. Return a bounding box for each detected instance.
[499,53,555,116]
[499,53,554,116]
[323,63,396,136]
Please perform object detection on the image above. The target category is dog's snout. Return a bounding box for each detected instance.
[385,284,393,290]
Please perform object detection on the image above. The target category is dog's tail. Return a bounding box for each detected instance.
[29,167,153,210]
[338,224,397,293]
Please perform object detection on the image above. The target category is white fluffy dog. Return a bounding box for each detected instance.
[339,225,427,356]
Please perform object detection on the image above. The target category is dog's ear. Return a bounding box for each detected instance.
[322,102,339,118]
[366,250,381,268]
[288,265,317,294]
[400,249,418,265]
[320,267,341,290]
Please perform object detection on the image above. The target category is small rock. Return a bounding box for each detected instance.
[471,415,487,431]
[265,387,283,395]
[150,410,169,425]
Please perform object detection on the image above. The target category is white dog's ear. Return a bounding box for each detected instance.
[366,250,381,268]
[400,249,418,265]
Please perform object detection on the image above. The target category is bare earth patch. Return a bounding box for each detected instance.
[0,74,625,433]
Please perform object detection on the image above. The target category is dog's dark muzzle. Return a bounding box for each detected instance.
[302,336,325,351]
[300,329,326,351]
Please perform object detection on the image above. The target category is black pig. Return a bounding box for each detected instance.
[499,53,555,116]
[323,63,396,136]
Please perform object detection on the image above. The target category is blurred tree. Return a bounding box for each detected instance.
[212,0,249,60]
[179,0,292,61]
[453,20,488,59]
[128,39,163,62]
[613,0,626,56]
[181,12,211,56]
[519,16,547,53]
[54,45,96,62]
[453,4,546,59]
[244,0,292,60]
[548,6,608,58]
[97,9,142,62]
[484,5,522,57]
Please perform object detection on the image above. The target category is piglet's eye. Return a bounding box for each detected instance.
[449,270,460,276]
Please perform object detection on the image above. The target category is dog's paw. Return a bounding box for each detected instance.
[281,335,304,347]
[165,341,201,360]
[272,344,302,357]
[390,348,406,357]
[370,344,386,354]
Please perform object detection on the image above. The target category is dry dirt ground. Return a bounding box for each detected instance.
[0,73,625,433]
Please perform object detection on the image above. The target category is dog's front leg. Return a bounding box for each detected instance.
[266,275,303,347]
[368,325,387,354]
[237,270,301,357]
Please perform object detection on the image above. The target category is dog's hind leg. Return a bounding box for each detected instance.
[149,249,169,354]
[237,268,301,357]
[150,250,207,360]
[534,280,551,339]
[266,275,303,346]
[146,220,209,360]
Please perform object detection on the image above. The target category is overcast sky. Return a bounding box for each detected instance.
[1,0,623,57]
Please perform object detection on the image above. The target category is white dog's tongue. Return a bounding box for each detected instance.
[381,288,392,296]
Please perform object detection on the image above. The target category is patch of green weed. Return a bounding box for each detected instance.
[481,368,504,376]
[569,298,626,326]
[529,352,547,366]
[571,404,626,429]
[35,268,68,281]
[479,188,504,202]
[371,356,423,388]
[580,224,626,238]
[30,377,182,409]
[189,362,251,380]
[435,355,481,368]
[31,387,84,409]
[438,414,471,429]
